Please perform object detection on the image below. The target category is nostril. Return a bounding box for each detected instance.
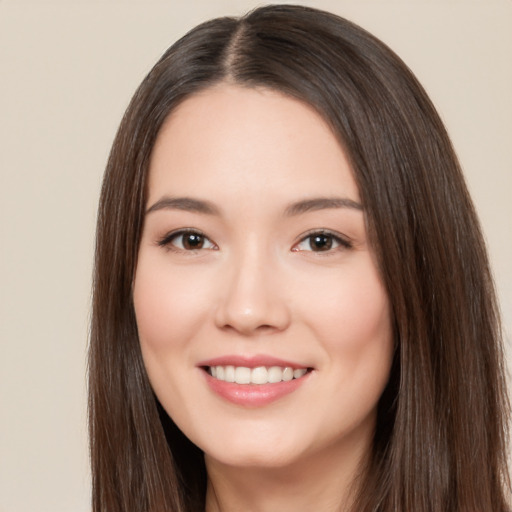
[255,324,277,333]
[219,323,279,336]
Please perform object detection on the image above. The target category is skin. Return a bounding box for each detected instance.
[133,84,394,512]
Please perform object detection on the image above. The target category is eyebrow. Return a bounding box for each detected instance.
[284,197,363,216]
[145,195,363,217]
[146,196,221,215]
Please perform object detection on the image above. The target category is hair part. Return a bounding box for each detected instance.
[89,5,510,511]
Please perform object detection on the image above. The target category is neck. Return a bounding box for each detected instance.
[204,435,370,512]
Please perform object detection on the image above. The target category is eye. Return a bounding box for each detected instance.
[293,230,352,253]
[158,229,217,251]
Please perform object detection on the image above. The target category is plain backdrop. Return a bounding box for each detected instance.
[0,1,510,511]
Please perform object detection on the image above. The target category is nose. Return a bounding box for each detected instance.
[214,248,291,336]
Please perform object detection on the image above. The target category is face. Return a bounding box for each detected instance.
[133,84,393,471]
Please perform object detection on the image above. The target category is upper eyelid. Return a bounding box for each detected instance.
[156,228,351,249]
[295,228,351,244]
[157,228,214,247]
[292,230,353,254]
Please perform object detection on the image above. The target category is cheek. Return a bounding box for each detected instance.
[332,275,390,348]
[132,255,214,418]
[300,260,390,345]
[132,255,212,351]
[295,256,393,390]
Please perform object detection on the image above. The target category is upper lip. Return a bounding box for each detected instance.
[197,354,310,370]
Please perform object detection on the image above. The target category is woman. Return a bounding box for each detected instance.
[89,5,510,511]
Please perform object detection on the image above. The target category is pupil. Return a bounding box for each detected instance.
[184,233,203,249]
[311,234,332,251]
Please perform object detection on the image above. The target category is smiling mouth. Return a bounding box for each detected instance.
[205,365,311,385]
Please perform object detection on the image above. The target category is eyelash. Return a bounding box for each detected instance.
[292,229,353,253]
[157,229,217,252]
[156,229,352,253]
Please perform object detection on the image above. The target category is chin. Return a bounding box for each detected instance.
[195,425,308,469]
[205,444,304,470]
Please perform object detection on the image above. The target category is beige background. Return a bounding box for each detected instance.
[0,1,510,511]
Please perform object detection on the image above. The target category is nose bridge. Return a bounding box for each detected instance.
[215,237,290,334]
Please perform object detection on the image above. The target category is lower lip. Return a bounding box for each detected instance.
[203,371,311,407]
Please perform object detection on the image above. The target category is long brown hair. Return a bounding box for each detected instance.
[89,5,510,511]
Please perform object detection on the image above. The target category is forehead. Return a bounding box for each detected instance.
[147,84,360,205]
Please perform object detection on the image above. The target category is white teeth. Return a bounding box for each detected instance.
[268,366,283,383]
[225,365,235,383]
[282,367,294,381]
[235,366,251,384]
[209,365,308,384]
[251,366,268,384]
